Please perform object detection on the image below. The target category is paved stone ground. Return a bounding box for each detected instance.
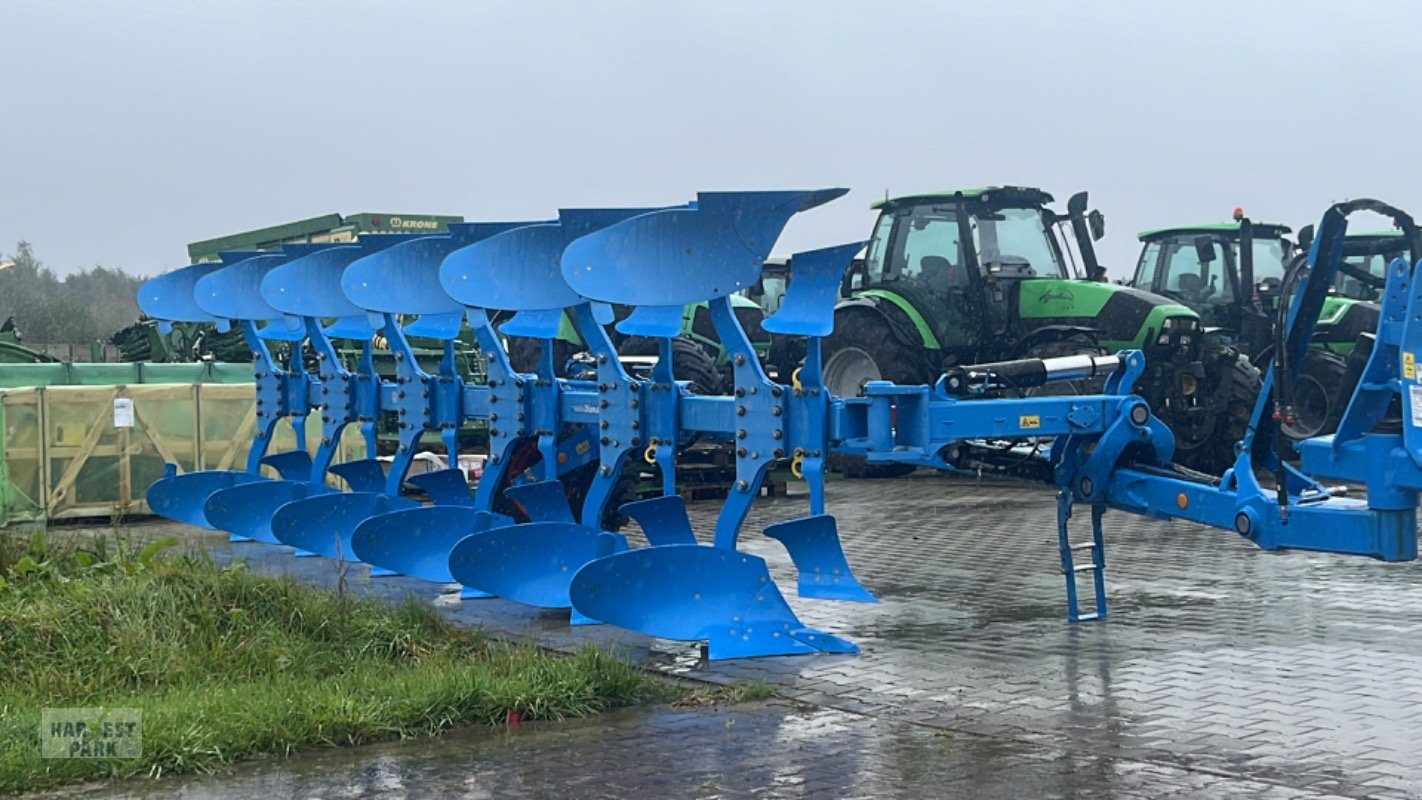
[60,471,1422,798]
[69,702,1362,800]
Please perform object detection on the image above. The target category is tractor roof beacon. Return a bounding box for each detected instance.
[821,186,1261,475]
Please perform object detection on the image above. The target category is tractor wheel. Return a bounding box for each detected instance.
[1159,346,1261,474]
[1019,334,1108,395]
[821,310,930,478]
[617,335,725,394]
[667,336,724,395]
[1278,348,1349,444]
[823,310,934,394]
[506,336,580,377]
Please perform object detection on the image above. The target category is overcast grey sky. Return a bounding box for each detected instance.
[3,1,1419,279]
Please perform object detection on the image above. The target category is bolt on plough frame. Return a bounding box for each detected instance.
[141,190,1417,660]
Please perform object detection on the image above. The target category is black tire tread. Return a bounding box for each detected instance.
[1167,347,1261,474]
[1279,347,1350,444]
[822,309,931,478]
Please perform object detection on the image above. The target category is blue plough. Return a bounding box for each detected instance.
[141,190,1421,660]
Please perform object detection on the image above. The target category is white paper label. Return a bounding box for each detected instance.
[1410,385,1422,427]
[113,398,134,428]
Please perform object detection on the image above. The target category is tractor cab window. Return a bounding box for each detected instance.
[901,214,966,288]
[862,212,896,285]
[757,271,790,314]
[1334,237,1406,301]
[1336,247,1399,301]
[968,207,1068,279]
[876,207,970,293]
[1160,238,1233,305]
[1133,241,1163,289]
[1242,237,1288,285]
[1336,255,1384,300]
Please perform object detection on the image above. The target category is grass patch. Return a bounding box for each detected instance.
[671,679,779,708]
[0,531,661,793]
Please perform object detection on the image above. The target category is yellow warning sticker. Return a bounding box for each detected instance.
[1020,415,1041,429]
[1406,351,1417,380]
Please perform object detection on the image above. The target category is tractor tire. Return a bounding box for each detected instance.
[1019,334,1109,395]
[1278,348,1349,445]
[1159,346,1261,474]
[617,335,725,394]
[822,310,931,479]
[823,310,936,395]
[506,336,580,377]
[667,336,724,395]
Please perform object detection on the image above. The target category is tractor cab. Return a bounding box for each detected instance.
[1131,220,1294,339]
[858,186,1090,288]
[847,186,1108,353]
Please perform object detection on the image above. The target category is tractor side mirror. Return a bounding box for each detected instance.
[840,260,866,296]
[1088,210,1105,241]
[1193,236,1217,264]
[1297,224,1314,253]
[1088,264,1108,282]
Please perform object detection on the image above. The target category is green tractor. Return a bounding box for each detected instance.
[821,186,1261,474]
[1129,210,1418,443]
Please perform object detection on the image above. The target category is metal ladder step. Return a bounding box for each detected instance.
[1057,493,1108,623]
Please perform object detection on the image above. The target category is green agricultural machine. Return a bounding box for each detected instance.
[110,317,252,362]
[1130,206,1419,443]
[0,318,61,363]
[820,186,1261,474]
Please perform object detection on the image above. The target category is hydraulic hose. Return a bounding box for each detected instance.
[1272,249,1310,510]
